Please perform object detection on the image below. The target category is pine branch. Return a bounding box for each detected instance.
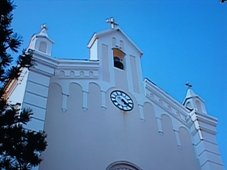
[0,1,47,169]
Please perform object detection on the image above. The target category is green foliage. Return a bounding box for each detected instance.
[0,0,47,169]
[0,107,47,169]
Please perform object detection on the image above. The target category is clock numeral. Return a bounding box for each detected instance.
[113,101,118,105]
[111,97,116,101]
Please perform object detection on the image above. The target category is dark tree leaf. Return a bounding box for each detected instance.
[0,1,47,170]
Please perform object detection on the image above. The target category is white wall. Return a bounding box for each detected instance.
[40,81,200,170]
[7,68,29,105]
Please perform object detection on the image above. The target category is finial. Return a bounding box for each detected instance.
[41,24,48,30]
[106,17,118,29]
[40,24,48,34]
[185,82,192,89]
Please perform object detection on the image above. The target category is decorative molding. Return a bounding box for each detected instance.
[30,66,54,77]
[188,109,218,141]
[32,50,100,80]
[201,160,224,169]
[144,80,188,126]
[186,109,224,169]
[23,101,46,110]
[32,117,45,122]
[26,90,48,99]
[55,69,99,79]
[28,79,49,88]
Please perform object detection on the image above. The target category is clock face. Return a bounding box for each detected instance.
[110,90,134,111]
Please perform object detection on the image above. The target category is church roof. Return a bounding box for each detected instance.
[87,27,143,56]
[185,88,198,99]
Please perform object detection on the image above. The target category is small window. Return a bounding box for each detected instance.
[39,41,47,53]
[186,101,192,110]
[113,48,125,70]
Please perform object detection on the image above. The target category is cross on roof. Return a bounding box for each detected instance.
[185,82,192,89]
[106,17,118,29]
[40,24,48,34]
[41,24,48,31]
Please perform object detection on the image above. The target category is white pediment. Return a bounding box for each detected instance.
[87,28,143,56]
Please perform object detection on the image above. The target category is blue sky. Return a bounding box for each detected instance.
[13,0,227,167]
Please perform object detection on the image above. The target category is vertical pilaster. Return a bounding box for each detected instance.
[173,129,181,147]
[156,116,163,134]
[101,90,107,109]
[23,66,53,131]
[138,104,144,120]
[62,93,69,112]
[188,110,224,170]
[82,90,88,110]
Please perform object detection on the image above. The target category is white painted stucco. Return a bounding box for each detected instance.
[7,25,224,170]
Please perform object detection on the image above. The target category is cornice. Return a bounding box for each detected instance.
[32,50,99,67]
[144,78,189,125]
[31,50,100,79]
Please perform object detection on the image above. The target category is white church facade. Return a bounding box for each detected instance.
[5,20,224,170]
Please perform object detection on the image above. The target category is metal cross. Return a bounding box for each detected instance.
[106,17,118,29]
[185,82,192,89]
[41,24,48,34]
[41,24,48,30]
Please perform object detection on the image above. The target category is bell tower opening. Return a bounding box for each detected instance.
[113,48,125,70]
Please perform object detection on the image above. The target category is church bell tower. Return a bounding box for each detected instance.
[88,18,144,94]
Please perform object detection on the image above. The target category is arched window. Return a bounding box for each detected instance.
[185,101,192,110]
[113,48,125,70]
[106,161,142,170]
[39,41,47,53]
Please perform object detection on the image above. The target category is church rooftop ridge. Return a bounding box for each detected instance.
[87,19,143,56]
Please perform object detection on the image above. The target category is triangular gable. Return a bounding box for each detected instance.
[87,28,143,56]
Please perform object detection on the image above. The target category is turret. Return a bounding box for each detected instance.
[87,18,143,94]
[28,25,54,56]
[183,84,207,115]
[183,84,224,170]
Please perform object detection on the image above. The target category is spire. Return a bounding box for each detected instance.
[185,82,198,99]
[183,83,207,115]
[28,24,54,56]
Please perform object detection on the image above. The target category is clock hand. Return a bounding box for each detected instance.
[121,98,130,107]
